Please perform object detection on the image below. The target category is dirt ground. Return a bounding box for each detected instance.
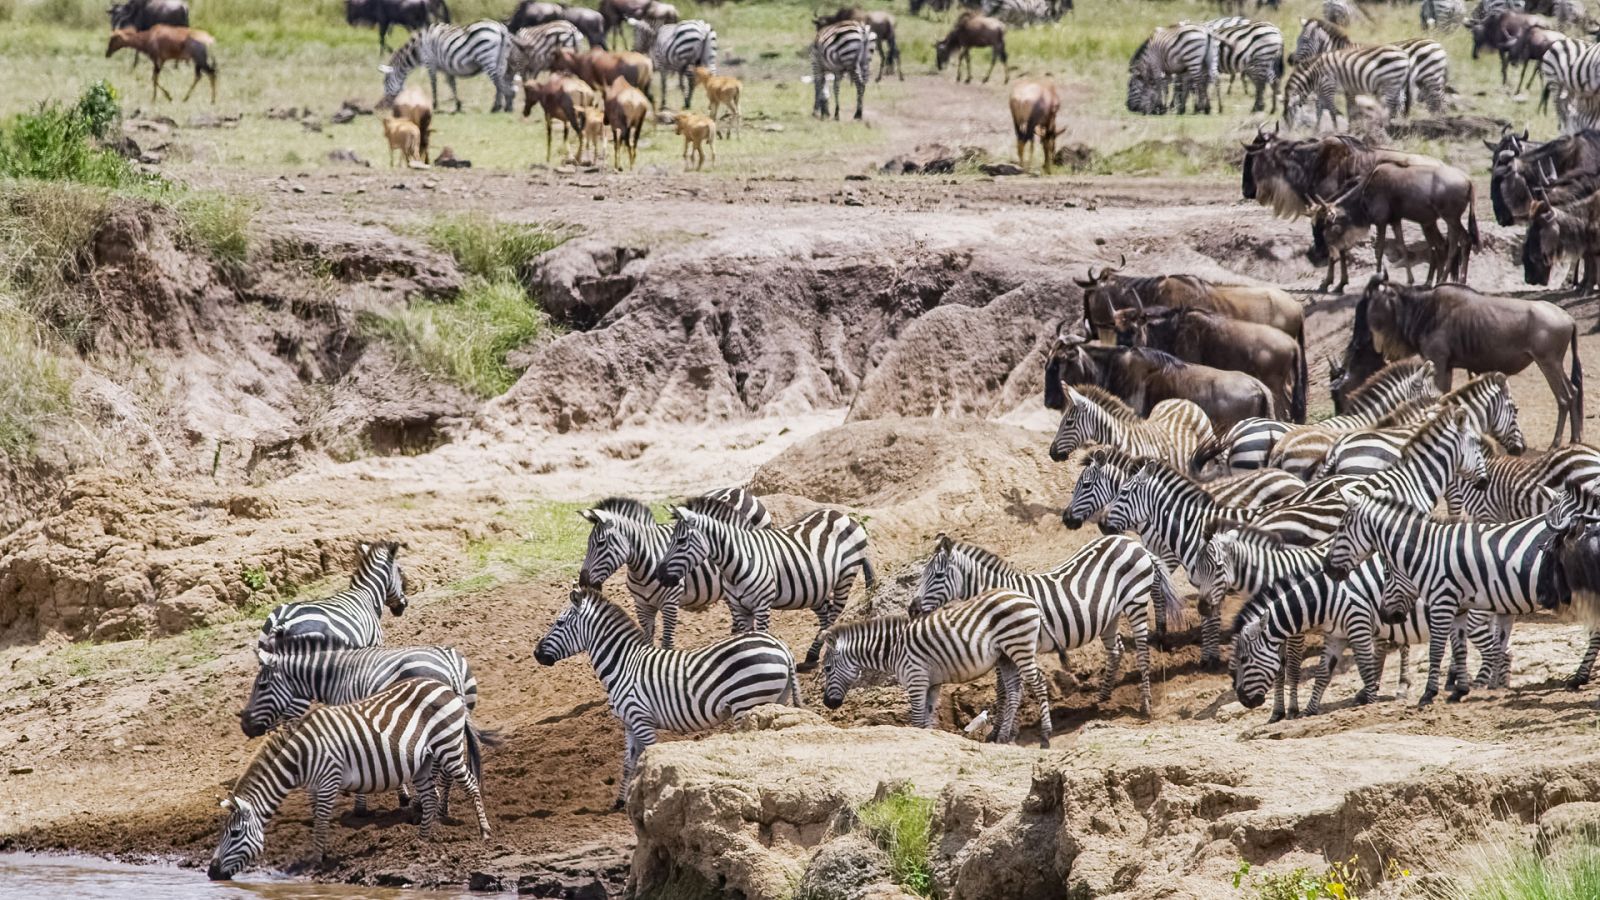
[3,66,1600,895]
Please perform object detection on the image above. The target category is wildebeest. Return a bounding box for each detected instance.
[1076,264,1304,348]
[1356,274,1585,446]
[1471,10,1542,85]
[508,2,608,49]
[814,7,902,82]
[550,47,654,105]
[936,12,1009,84]
[346,0,451,54]
[1488,129,1600,226]
[1507,24,1562,94]
[1045,327,1275,432]
[1007,79,1060,173]
[599,0,651,44]
[1307,160,1480,293]
[1243,129,1445,220]
[1111,305,1307,423]
[1523,195,1600,291]
[108,0,187,31]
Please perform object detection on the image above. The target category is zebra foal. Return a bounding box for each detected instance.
[1048,385,1214,469]
[822,588,1052,747]
[534,586,800,808]
[258,541,407,652]
[207,679,492,880]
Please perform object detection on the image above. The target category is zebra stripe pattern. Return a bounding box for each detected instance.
[509,21,580,81]
[1127,24,1220,115]
[208,679,490,880]
[1190,416,1292,475]
[241,644,477,737]
[1205,18,1285,114]
[822,588,1052,746]
[1421,0,1467,31]
[259,541,406,652]
[381,21,516,112]
[983,0,1052,26]
[1326,492,1555,704]
[912,534,1183,715]
[1268,360,1440,478]
[1340,407,1490,514]
[534,587,799,807]
[1394,37,1451,115]
[1446,444,1600,522]
[1317,373,1525,479]
[656,497,875,667]
[1064,446,1308,533]
[631,18,715,108]
[1324,0,1354,26]
[812,20,873,120]
[1049,385,1214,468]
[1285,44,1411,128]
[1539,39,1600,130]
[577,489,772,649]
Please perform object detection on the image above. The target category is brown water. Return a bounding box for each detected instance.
[0,852,496,898]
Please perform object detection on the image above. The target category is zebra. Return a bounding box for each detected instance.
[534,586,799,808]
[577,489,771,649]
[1445,443,1600,522]
[1195,523,1329,619]
[822,588,1052,746]
[982,0,1053,26]
[508,21,580,82]
[1284,44,1412,128]
[380,20,516,113]
[1064,446,1310,533]
[1288,17,1350,67]
[812,20,873,120]
[1204,17,1285,113]
[1336,406,1491,516]
[1048,385,1214,468]
[1127,24,1220,115]
[1539,487,1600,689]
[1188,416,1291,476]
[1393,37,1452,114]
[1266,359,1440,478]
[911,534,1183,715]
[1315,372,1525,479]
[1324,0,1355,26]
[1538,39,1599,128]
[1231,557,1501,720]
[1289,20,1442,116]
[1421,0,1468,31]
[258,541,406,653]
[207,679,491,881]
[630,17,715,109]
[656,496,875,668]
[1325,490,1555,704]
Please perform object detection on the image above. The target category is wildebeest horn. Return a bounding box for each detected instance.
[1118,253,1127,268]
[1521,127,1530,140]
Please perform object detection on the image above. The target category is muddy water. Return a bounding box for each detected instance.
[0,852,494,898]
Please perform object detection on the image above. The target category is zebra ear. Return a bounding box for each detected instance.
[220,798,233,810]
[669,505,691,521]
[255,648,272,667]
[358,541,373,557]
[378,64,394,74]
[1338,484,1365,507]
[934,533,951,551]
[578,508,600,524]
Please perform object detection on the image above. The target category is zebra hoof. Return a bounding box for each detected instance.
[1447,689,1468,704]
[1267,711,1284,724]
[611,797,626,812]
[1417,690,1437,707]
[1567,675,1589,692]
[1287,708,1300,720]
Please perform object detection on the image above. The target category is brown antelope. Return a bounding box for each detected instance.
[675,112,715,170]
[604,76,650,171]
[692,66,741,136]
[1007,79,1060,173]
[390,86,433,164]
[935,12,1008,84]
[523,75,596,162]
[579,104,607,167]
[106,25,218,103]
[551,47,655,105]
[382,117,422,166]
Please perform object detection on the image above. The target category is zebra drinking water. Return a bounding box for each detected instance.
[258,541,406,652]
[533,586,800,808]
[380,20,515,112]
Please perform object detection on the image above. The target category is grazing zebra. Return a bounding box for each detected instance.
[577,489,771,649]
[1288,20,1442,115]
[1326,491,1555,704]
[1316,373,1525,479]
[1189,416,1292,475]
[1394,37,1452,114]
[508,21,580,81]
[1538,39,1599,128]
[630,17,715,109]
[1048,385,1214,468]
[656,497,875,668]
[380,21,516,113]
[258,541,406,653]
[207,679,491,881]
[1231,558,1499,719]
[1195,523,1328,618]
[1421,0,1468,31]
[822,588,1052,746]
[912,535,1182,715]
[1204,17,1285,113]
[1267,360,1440,478]
[1284,44,1412,128]
[982,0,1053,26]
[812,20,873,120]
[1288,17,1349,66]
[1127,24,1220,115]
[534,587,799,807]
[1445,443,1600,521]
[1324,0,1354,26]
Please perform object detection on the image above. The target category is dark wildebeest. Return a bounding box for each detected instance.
[1357,274,1585,446]
[1534,487,1600,694]
[814,7,902,82]
[600,0,651,45]
[1008,78,1060,173]
[1507,24,1562,94]
[1328,296,1389,413]
[550,47,654,105]
[936,12,1009,84]
[1307,161,1480,293]
[1523,195,1600,291]
[108,0,187,30]
[1111,305,1307,423]
[910,0,953,14]
[508,2,608,50]
[1243,130,1445,220]
[1045,328,1275,432]
[346,0,450,54]
[1076,263,1304,348]
[1488,130,1600,226]
[1471,10,1541,85]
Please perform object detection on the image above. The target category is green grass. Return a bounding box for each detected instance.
[166,189,255,263]
[1427,844,1600,900]
[424,217,568,281]
[0,302,73,456]
[56,625,223,682]
[361,275,552,397]
[856,785,935,897]
[449,498,593,592]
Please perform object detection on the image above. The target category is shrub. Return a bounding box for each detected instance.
[857,785,935,896]
[0,100,134,186]
[362,276,551,397]
[75,80,120,141]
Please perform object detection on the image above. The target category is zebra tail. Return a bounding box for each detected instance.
[1153,563,1189,631]
[860,557,878,590]
[466,725,503,784]
[1467,181,1481,251]
[1291,333,1308,424]
[785,662,805,708]
[1571,324,1585,431]
[1188,434,1226,476]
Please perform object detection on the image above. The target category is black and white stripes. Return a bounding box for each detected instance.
[380,20,516,112]
[1127,23,1220,115]
[812,20,873,120]
[258,541,407,652]
[631,17,716,108]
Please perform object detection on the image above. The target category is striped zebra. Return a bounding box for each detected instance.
[1127,24,1220,115]
[1422,0,1468,31]
[508,21,580,82]
[1231,558,1499,719]
[207,679,491,881]
[1394,37,1452,114]
[1196,523,1328,618]
[912,535,1183,715]
[1284,44,1411,129]
[1324,0,1354,26]
[577,489,771,649]
[1326,491,1556,704]
[982,0,1053,26]
[1064,446,1310,533]
[380,21,516,113]
[1316,373,1525,479]
[1267,360,1440,478]
[1445,443,1600,521]
[630,17,715,109]
[534,586,799,807]
[1189,417,1291,476]
[1289,19,1440,117]
[812,20,873,120]
[1335,407,1491,516]
[1538,39,1599,129]
[1474,0,1527,15]
[1048,385,1214,468]
[656,497,875,668]
[1204,17,1285,113]
[258,541,406,653]
[822,588,1052,746]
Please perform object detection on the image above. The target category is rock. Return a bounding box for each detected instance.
[1053,142,1095,171]
[1537,801,1600,856]
[762,122,785,132]
[880,143,987,176]
[9,766,32,775]
[340,97,376,116]
[138,152,163,165]
[111,136,140,159]
[300,118,323,133]
[796,834,894,900]
[326,148,371,167]
[331,107,357,125]
[978,163,1025,177]
[529,238,648,330]
[434,147,472,168]
[468,872,505,892]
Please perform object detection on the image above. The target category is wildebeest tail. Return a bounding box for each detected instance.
[1044,355,1065,409]
[1292,333,1308,423]
[1572,324,1585,438]
[1467,181,1481,251]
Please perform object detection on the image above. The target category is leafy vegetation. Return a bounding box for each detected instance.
[425,217,569,283]
[1233,857,1410,900]
[0,88,136,186]
[857,785,935,896]
[448,498,592,593]
[362,276,552,397]
[0,303,73,456]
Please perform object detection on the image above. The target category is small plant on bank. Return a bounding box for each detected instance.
[1424,840,1600,900]
[241,566,270,594]
[424,217,569,283]
[857,785,936,897]
[1233,856,1405,900]
[0,83,136,187]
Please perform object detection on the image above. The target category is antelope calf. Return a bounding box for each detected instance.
[605,76,650,171]
[691,66,740,136]
[579,104,607,166]
[391,87,433,164]
[1008,78,1060,173]
[106,24,218,103]
[382,117,422,167]
[675,112,715,170]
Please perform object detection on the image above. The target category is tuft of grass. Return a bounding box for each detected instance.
[0,301,74,455]
[424,217,569,283]
[168,190,256,264]
[0,85,136,187]
[450,498,591,592]
[362,276,552,397]
[1426,843,1600,900]
[856,785,935,897]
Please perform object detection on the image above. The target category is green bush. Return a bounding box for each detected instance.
[75,80,119,141]
[425,218,569,283]
[857,785,935,896]
[362,276,551,397]
[0,99,134,186]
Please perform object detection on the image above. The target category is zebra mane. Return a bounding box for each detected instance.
[236,714,313,789]
[1204,520,1285,548]
[1309,17,1350,43]
[1087,446,1140,469]
[1341,357,1428,411]
[576,585,650,636]
[1072,384,1139,421]
[1229,589,1276,636]
[1137,455,1210,496]
[1128,36,1151,68]
[936,535,1022,577]
[594,496,655,525]
[1441,371,1507,407]
[1375,395,1439,428]
[680,496,758,528]
[1399,404,1464,449]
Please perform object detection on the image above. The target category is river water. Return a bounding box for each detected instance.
[0,852,492,898]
